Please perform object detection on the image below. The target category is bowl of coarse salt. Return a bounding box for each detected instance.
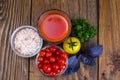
[10,25,43,58]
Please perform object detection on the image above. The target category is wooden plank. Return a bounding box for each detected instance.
[30,0,98,80]
[60,0,80,80]
[77,0,98,80]
[30,0,61,80]
[99,0,120,80]
[0,0,31,80]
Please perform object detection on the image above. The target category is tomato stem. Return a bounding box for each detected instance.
[67,38,77,50]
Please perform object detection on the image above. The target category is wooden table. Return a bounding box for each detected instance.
[0,0,120,80]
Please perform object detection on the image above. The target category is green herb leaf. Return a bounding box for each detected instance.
[70,18,97,43]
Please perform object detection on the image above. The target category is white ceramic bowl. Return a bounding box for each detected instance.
[10,25,43,58]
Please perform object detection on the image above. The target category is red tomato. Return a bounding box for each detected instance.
[49,56,55,63]
[38,56,44,62]
[55,69,61,74]
[40,50,46,56]
[38,63,43,69]
[55,50,62,55]
[57,57,66,65]
[52,63,59,71]
[43,63,51,74]
[50,71,56,77]
[44,58,49,64]
[50,46,56,52]
[56,56,61,61]
[45,48,50,52]
[61,52,68,59]
[59,64,66,70]
[46,52,52,58]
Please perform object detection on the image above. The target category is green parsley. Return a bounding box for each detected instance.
[70,19,97,43]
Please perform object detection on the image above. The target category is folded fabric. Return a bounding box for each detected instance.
[64,45,103,75]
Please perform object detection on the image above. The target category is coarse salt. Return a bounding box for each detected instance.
[14,28,42,55]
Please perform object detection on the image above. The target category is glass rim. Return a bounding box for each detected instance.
[36,45,68,77]
[37,9,71,44]
[10,25,43,58]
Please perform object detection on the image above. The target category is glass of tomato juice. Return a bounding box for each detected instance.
[38,9,71,43]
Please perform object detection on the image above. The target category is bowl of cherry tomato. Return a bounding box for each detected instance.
[36,45,68,77]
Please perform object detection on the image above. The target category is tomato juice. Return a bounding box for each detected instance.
[38,10,71,43]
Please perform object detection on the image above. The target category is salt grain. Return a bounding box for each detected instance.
[14,28,42,55]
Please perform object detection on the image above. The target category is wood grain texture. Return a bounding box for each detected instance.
[30,0,61,80]
[30,0,98,80]
[99,0,120,80]
[0,0,31,80]
[77,0,98,80]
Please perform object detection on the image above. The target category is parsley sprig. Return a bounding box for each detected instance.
[70,19,97,43]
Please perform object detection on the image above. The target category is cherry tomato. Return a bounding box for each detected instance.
[38,63,43,69]
[43,63,51,74]
[55,69,60,74]
[38,56,44,62]
[52,63,59,71]
[55,50,62,55]
[40,50,46,56]
[50,46,56,52]
[45,48,50,52]
[56,56,61,61]
[50,71,56,77]
[44,58,49,64]
[61,52,68,59]
[46,52,52,58]
[49,56,55,63]
[57,57,66,65]
[59,64,66,70]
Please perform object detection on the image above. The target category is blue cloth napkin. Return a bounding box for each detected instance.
[64,45,103,75]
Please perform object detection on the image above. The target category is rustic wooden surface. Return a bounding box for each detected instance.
[99,0,120,80]
[0,0,119,80]
[0,0,31,80]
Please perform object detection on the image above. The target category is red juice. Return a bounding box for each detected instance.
[38,10,71,43]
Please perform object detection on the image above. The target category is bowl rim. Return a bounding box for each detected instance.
[10,25,43,58]
[36,45,68,77]
[37,9,71,44]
